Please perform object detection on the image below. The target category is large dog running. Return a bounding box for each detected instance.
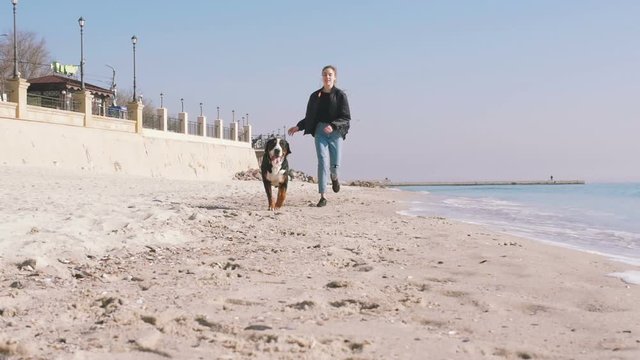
[261,138,292,210]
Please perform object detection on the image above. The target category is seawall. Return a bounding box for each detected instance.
[0,116,258,181]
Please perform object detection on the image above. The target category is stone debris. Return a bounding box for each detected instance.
[16,259,36,271]
[346,180,386,188]
[287,300,315,310]
[234,168,315,183]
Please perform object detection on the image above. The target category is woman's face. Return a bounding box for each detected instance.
[322,68,336,88]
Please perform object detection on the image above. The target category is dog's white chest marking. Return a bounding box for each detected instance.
[266,165,286,186]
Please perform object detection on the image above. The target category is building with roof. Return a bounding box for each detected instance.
[27,74,114,116]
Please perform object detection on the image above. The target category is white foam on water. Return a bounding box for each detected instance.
[396,187,640,266]
[607,271,640,285]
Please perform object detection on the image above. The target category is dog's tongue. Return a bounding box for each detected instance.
[271,156,282,164]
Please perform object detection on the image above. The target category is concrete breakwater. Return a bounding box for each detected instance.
[388,180,585,187]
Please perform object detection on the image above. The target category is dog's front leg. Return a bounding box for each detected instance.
[263,180,275,210]
[275,182,287,209]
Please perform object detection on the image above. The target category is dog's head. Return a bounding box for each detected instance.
[265,138,291,166]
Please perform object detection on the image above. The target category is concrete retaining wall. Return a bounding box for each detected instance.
[0,116,258,181]
[27,105,84,126]
[0,101,16,118]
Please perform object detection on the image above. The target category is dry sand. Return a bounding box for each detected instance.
[0,165,638,360]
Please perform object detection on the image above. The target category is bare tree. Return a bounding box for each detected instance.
[115,88,156,118]
[0,31,51,80]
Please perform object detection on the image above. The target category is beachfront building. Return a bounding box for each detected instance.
[26,74,118,117]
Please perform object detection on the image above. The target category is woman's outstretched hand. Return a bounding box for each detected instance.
[287,126,299,136]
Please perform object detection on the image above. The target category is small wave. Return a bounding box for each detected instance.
[442,197,521,210]
[396,210,418,217]
[398,200,424,205]
[394,183,640,266]
[607,271,640,285]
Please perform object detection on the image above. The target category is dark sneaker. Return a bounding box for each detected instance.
[331,178,340,193]
[317,197,327,207]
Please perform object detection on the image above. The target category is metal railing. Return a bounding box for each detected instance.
[188,121,199,135]
[252,136,268,150]
[92,103,107,117]
[167,117,182,133]
[20,93,253,143]
[143,114,162,130]
[27,94,78,112]
[206,124,215,138]
[252,133,286,149]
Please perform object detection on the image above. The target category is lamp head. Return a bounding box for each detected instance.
[78,17,85,28]
[131,35,137,45]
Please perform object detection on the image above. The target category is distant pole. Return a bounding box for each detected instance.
[131,35,137,102]
[216,106,220,119]
[12,0,19,78]
[105,64,116,93]
[245,113,249,126]
[232,110,235,123]
[199,102,203,116]
[160,92,163,108]
[78,17,85,90]
[180,98,184,112]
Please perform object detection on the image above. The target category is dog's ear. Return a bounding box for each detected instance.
[283,140,291,155]
[264,138,275,150]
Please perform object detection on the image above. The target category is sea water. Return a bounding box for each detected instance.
[397,183,640,272]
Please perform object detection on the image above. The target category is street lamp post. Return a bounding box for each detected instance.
[105,64,116,105]
[0,34,6,99]
[78,17,85,90]
[180,98,184,112]
[160,92,164,108]
[200,102,203,116]
[131,35,137,102]
[12,0,19,78]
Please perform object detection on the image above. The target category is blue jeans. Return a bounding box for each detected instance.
[314,122,343,194]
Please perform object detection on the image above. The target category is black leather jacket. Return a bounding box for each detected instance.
[296,86,351,139]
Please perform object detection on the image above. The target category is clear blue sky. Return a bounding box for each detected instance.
[7,0,640,182]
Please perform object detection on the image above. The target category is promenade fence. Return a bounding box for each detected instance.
[27,93,79,112]
[2,77,252,145]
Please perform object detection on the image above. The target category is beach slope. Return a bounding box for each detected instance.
[0,166,638,359]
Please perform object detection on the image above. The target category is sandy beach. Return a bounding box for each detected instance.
[0,165,639,360]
